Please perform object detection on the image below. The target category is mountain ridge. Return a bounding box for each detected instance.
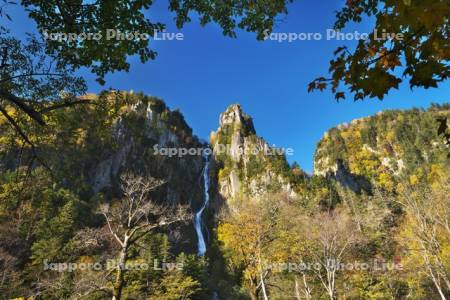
[0,92,449,299]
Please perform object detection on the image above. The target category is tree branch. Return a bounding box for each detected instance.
[0,89,45,125]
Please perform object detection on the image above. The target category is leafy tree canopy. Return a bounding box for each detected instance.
[309,0,449,101]
[3,0,294,84]
[0,0,294,138]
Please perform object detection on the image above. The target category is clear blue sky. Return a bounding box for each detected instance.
[5,0,450,173]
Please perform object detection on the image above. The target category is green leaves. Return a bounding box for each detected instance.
[169,0,294,40]
[17,0,295,83]
[22,0,164,84]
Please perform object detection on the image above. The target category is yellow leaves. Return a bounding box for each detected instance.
[393,144,403,156]
[74,255,96,272]
[340,129,351,141]
[0,140,7,152]
[413,167,424,181]
[152,272,200,300]
[118,104,129,115]
[0,114,6,127]
[378,172,394,192]
[0,105,17,128]
[396,182,405,194]
[74,128,87,146]
[441,244,450,272]
[409,174,419,185]
[350,147,379,177]
[386,130,396,143]
[210,131,217,146]
[427,164,446,186]
[376,48,402,70]
[395,179,450,293]
[217,167,231,181]
[218,197,282,289]
[340,127,361,142]
[317,187,330,199]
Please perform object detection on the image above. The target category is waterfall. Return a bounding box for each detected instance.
[194,150,210,256]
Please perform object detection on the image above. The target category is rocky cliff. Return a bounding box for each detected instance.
[210,104,298,206]
[314,105,449,193]
[0,91,209,252]
[1,92,447,255]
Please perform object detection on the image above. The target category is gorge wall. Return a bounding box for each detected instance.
[0,91,448,255]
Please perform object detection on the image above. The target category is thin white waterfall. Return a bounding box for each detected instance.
[194,150,210,255]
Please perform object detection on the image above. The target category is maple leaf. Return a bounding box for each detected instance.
[318,82,327,91]
[335,92,346,101]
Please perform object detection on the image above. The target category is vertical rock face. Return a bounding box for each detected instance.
[90,96,205,205]
[0,91,211,253]
[84,93,207,252]
[218,104,256,135]
[211,104,298,205]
